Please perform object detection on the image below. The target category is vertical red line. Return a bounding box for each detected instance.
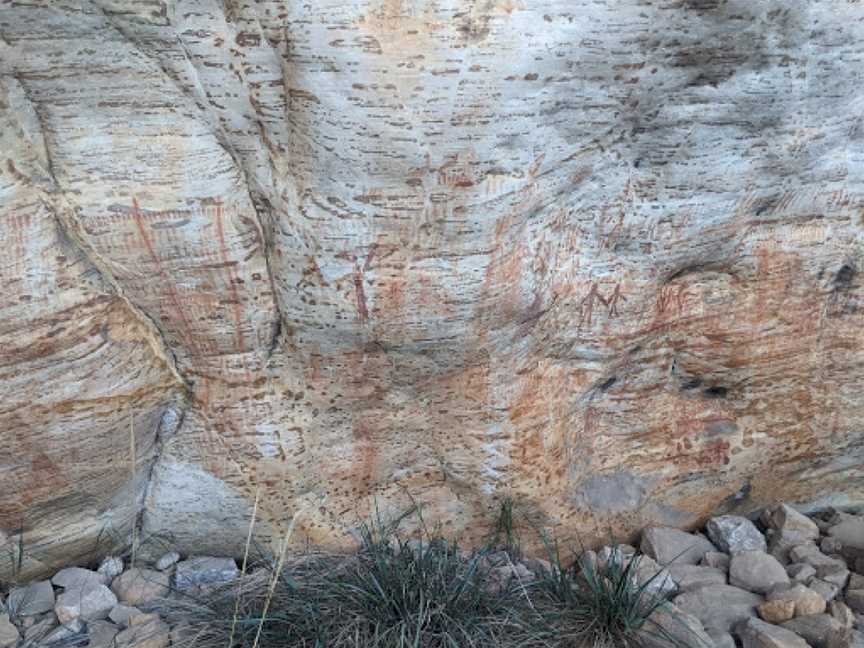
[131,197,197,354]
[214,200,246,354]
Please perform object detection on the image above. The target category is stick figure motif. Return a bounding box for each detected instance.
[606,283,627,317]
[578,282,607,329]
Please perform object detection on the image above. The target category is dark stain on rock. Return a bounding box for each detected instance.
[703,385,728,398]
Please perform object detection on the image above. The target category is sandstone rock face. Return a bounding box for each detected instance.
[1,0,864,577]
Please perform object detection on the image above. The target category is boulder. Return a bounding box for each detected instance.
[668,564,727,591]
[781,614,847,648]
[739,617,811,648]
[762,505,820,541]
[155,552,181,571]
[674,584,763,635]
[109,604,144,627]
[111,568,170,606]
[766,584,827,617]
[87,620,121,648]
[636,603,715,648]
[730,551,790,594]
[97,557,125,582]
[23,616,57,643]
[0,614,19,648]
[846,590,864,614]
[641,528,716,566]
[55,582,117,623]
[809,579,841,603]
[707,516,768,554]
[787,563,817,584]
[174,557,239,589]
[52,567,107,589]
[7,580,55,616]
[828,519,864,559]
[758,599,796,624]
[42,619,86,644]
[703,552,731,571]
[828,601,855,629]
[114,618,170,648]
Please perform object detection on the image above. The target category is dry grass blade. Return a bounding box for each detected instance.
[229,485,260,648]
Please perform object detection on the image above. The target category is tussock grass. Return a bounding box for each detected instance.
[154,502,690,648]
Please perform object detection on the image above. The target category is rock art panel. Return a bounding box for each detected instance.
[1,0,863,576]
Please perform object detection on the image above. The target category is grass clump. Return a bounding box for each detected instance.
[159,506,521,648]
[156,502,696,648]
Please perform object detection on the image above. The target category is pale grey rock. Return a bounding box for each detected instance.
[52,567,106,589]
[174,557,238,589]
[703,552,731,571]
[762,505,820,541]
[636,603,715,648]
[730,551,790,594]
[668,564,727,591]
[781,614,847,648]
[86,620,121,648]
[114,618,170,648]
[154,552,180,572]
[632,556,677,598]
[111,569,170,606]
[55,583,117,624]
[739,617,810,648]
[790,545,847,572]
[809,579,841,603]
[43,618,85,644]
[641,527,716,566]
[787,563,817,584]
[97,557,125,582]
[711,633,737,648]
[828,601,855,629]
[848,573,864,590]
[818,565,850,589]
[707,516,767,554]
[8,581,55,616]
[23,616,57,643]
[822,537,844,555]
[829,519,864,559]
[109,604,143,627]
[0,614,19,648]
[768,530,818,565]
[674,584,763,635]
[846,590,864,614]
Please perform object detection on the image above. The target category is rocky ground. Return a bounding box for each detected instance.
[2,502,864,647]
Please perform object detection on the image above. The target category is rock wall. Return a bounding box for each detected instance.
[1,0,863,578]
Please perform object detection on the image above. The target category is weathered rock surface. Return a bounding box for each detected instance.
[173,556,238,589]
[707,516,768,554]
[7,581,55,617]
[674,584,763,635]
[729,551,790,594]
[110,569,170,606]
[739,617,810,648]
[0,614,18,648]
[642,527,716,566]
[55,582,118,624]
[2,0,864,576]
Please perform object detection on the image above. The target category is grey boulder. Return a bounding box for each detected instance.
[707,516,767,554]
[729,551,790,594]
[641,527,717,566]
[739,617,810,648]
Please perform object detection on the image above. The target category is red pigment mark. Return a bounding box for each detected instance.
[131,197,197,352]
[353,243,377,324]
[213,201,246,353]
[578,282,607,329]
[656,284,690,317]
[354,266,369,324]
